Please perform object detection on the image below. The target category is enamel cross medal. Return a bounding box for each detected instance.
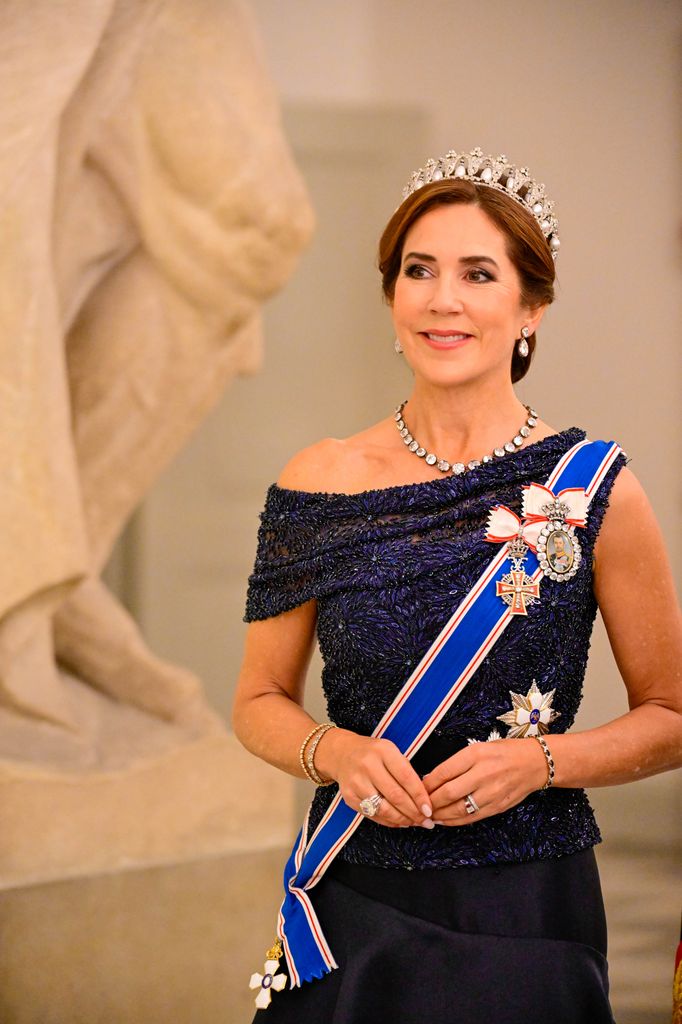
[494,533,540,615]
[249,939,287,1010]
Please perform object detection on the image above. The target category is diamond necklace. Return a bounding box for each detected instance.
[394,401,539,475]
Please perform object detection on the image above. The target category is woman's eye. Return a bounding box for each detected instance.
[403,264,431,279]
[467,268,493,283]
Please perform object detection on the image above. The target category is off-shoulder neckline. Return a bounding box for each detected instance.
[269,428,586,502]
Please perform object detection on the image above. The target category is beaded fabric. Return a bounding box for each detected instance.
[244,429,627,870]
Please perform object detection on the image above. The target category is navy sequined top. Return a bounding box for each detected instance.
[244,428,627,869]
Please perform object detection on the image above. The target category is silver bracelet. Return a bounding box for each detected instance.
[534,735,555,790]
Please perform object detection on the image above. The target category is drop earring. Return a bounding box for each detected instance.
[517,326,530,359]
[394,337,403,354]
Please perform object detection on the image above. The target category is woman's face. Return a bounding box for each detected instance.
[392,202,543,389]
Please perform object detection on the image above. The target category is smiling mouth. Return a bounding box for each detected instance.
[424,332,470,342]
[421,331,472,348]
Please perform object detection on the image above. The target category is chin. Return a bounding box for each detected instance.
[411,359,484,389]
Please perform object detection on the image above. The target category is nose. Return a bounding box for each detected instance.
[428,273,465,315]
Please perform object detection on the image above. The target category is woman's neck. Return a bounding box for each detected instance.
[401,378,531,466]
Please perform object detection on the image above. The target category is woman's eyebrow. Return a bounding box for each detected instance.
[402,251,436,263]
[460,255,500,270]
[402,251,500,270]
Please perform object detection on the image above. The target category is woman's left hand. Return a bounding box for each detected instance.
[422,737,548,825]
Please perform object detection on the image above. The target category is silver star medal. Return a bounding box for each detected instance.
[497,680,560,738]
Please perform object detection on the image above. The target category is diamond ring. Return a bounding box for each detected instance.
[464,793,479,815]
[359,793,383,817]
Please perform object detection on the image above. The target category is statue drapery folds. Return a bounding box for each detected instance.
[0,0,313,760]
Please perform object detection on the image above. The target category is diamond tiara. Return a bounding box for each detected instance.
[401,147,560,259]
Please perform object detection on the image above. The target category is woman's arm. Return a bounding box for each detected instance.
[231,605,434,829]
[231,599,320,777]
[232,445,435,829]
[424,467,682,823]
[540,466,682,786]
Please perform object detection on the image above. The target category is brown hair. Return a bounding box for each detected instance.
[378,179,556,383]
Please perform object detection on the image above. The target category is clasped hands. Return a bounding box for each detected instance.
[324,731,549,829]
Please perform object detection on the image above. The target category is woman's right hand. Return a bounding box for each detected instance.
[232,604,432,829]
[316,729,435,829]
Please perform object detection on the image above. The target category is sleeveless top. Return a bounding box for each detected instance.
[244,428,627,869]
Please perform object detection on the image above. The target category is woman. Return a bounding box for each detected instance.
[232,148,682,1022]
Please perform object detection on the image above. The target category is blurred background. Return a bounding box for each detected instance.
[1,1,680,1022]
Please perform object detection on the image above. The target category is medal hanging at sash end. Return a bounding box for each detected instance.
[249,939,288,1010]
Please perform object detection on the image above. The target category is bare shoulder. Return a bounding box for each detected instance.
[595,467,664,566]
[599,466,652,525]
[276,438,349,493]
[276,420,393,495]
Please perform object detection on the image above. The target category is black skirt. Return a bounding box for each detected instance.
[252,847,614,1024]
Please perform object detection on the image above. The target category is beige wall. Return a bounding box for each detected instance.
[121,0,681,846]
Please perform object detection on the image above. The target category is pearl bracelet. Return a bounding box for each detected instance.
[534,735,555,790]
[298,723,336,786]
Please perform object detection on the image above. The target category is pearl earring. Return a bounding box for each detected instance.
[394,337,403,354]
[517,326,530,359]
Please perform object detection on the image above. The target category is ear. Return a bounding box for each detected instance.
[522,303,548,335]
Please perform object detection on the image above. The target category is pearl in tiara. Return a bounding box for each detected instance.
[401,147,560,259]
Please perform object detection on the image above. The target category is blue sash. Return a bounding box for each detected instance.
[275,439,623,987]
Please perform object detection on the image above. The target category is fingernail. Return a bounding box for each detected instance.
[421,818,435,830]
[421,803,432,817]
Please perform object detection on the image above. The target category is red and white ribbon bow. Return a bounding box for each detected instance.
[484,504,544,551]
[485,485,587,552]
[521,483,587,526]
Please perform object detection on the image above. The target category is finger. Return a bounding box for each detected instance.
[428,770,478,812]
[435,796,495,826]
[357,794,422,829]
[351,775,433,829]
[423,747,475,794]
[341,738,433,823]
[380,742,434,820]
[433,793,484,826]
[371,762,435,825]
[373,810,435,830]
[372,803,420,828]
[433,777,517,824]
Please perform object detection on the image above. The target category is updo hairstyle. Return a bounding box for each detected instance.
[378,179,556,383]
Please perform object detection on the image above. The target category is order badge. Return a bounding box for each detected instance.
[536,520,581,582]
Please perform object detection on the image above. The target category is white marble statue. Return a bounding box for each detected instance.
[0,0,313,768]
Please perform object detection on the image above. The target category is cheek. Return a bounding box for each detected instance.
[391,285,416,322]
[479,296,521,332]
